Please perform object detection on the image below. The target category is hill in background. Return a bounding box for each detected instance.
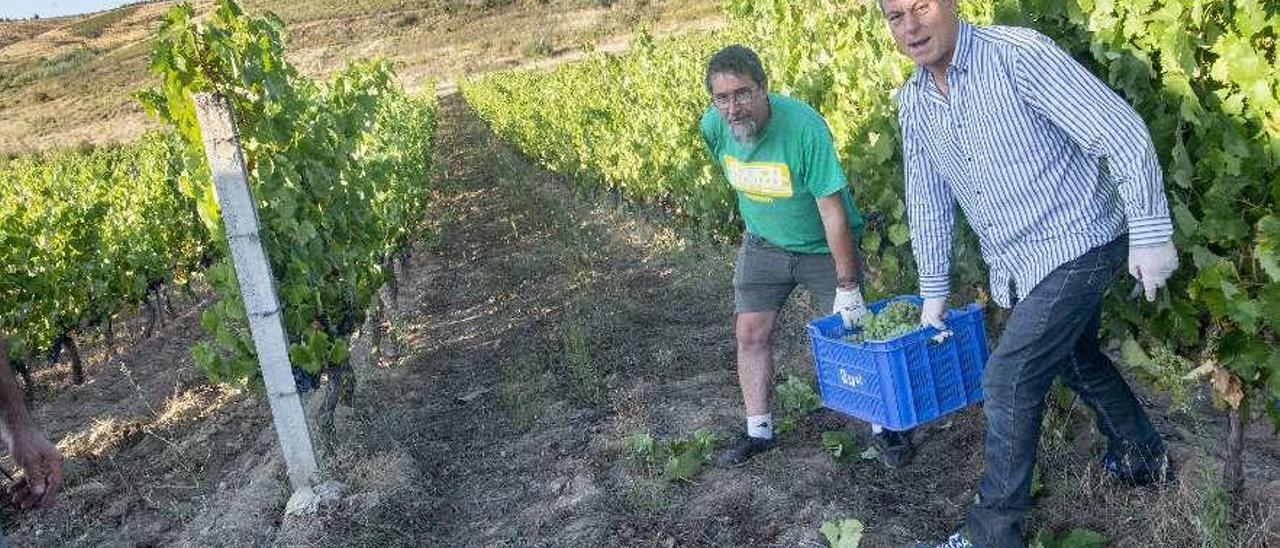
[0,0,721,155]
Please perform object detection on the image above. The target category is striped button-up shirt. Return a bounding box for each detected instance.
[897,21,1174,307]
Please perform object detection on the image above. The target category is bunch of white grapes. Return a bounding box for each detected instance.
[844,300,923,342]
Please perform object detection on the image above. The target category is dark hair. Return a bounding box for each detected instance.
[705,45,767,93]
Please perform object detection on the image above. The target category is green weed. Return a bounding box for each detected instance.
[819,517,864,548]
[776,374,821,434]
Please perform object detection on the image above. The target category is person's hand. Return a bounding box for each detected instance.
[8,429,63,509]
[833,286,866,329]
[920,297,947,330]
[1128,242,1178,302]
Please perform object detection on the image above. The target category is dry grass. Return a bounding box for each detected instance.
[0,17,68,48]
[1029,390,1279,548]
[56,415,147,460]
[55,384,240,461]
[69,5,141,38]
[152,384,242,428]
[0,0,182,154]
[0,0,723,155]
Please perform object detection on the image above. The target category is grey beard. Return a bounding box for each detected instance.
[730,119,759,147]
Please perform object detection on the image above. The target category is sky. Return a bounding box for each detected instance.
[0,0,138,19]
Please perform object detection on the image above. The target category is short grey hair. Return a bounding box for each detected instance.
[705,45,767,93]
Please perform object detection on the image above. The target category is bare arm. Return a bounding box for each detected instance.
[816,194,860,288]
[0,338,63,509]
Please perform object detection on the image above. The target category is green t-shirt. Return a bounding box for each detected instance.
[700,93,864,254]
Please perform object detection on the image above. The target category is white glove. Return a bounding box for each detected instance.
[833,287,866,329]
[920,297,947,330]
[1128,242,1178,302]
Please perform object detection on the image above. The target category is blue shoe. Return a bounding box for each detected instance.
[1103,450,1174,486]
[914,532,976,548]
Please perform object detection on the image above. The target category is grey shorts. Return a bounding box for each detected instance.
[734,233,838,314]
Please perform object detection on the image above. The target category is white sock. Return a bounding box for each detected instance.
[747,414,774,439]
[871,423,884,434]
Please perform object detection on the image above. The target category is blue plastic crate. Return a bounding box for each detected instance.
[807,295,989,431]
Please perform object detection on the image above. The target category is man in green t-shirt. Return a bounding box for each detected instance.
[701,45,914,468]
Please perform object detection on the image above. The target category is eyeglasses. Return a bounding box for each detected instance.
[711,86,760,109]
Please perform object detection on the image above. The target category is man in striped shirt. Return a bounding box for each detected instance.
[879,1,1179,547]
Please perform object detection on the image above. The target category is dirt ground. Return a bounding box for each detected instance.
[2,92,1276,547]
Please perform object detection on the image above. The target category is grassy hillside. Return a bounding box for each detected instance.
[0,0,721,155]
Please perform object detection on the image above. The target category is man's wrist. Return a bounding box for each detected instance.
[836,276,859,290]
[1128,215,1174,248]
[1129,239,1173,250]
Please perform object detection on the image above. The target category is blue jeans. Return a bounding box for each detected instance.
[964,237,1165,547]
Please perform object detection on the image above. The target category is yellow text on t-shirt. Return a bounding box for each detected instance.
[723,156,793,202]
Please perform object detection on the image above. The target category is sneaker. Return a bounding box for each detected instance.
[872,428,914,469]
[1103,450,1174,487]
[914,532,976,548]
[715,434,778,467]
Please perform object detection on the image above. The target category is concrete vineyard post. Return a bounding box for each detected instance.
[193,92,322,494]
